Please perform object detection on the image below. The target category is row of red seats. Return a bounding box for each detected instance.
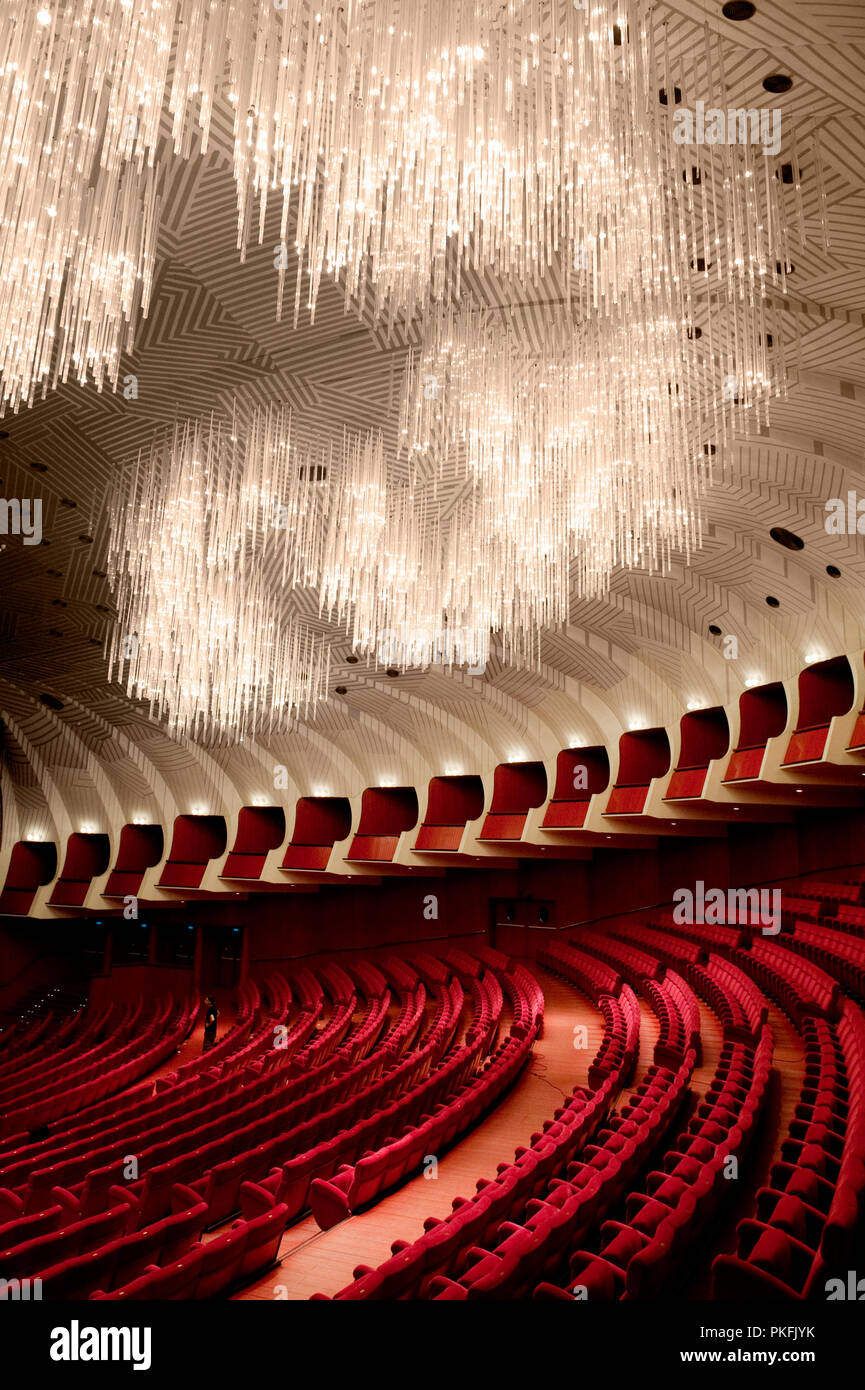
[610,921,706,968]
[713,1001,865,1298]
[24,1185,208,1300]
[90,1185,290,1301]
[307,969,517,1229]
[784,920,865,998]
[570,931,663,988]
[317,973,623,1300]
[0,1000,136,1109]
[166,980,263,1084]
[428,1051,696,1298]
[0,997,196,1140]
[348,961,389,1000]
[729,940,842,1024]
[143,979,463,1227]
[0,970,428,1297]
[3,975,425,1224]
[536,940,622,1002]
[6,1021,329,1210]
[0,1001,108,1091]
[0,970,426,1297]
[588,986,641,1091]
[796,879,863,910]
[537,1027,774,1299]
[217,994,432,1228]
[112,984,455,1227]
[649,910,749,952]
[643,971,702,1067]
[48,956,526,1301]
[561,933,698,1065]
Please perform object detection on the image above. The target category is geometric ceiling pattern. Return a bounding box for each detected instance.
[1,0,863,844]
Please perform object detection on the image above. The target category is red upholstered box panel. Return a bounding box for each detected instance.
[281,844,332,871]
[783,726,830,766]
[0,887,38,915]
[479,812,528,840]
[221,851,268,879]
[347,834,400,861]
[542,799,591,828]
[849,712,865,751]
[103,869,146,897]
[605,785,649,815]
[665,767,708,800]
[48,878,91,907]
[724,747,765,782]
[159,861,207,889]
[414,824,464,851]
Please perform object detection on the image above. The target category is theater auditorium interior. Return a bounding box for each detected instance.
[0,0,864,1356]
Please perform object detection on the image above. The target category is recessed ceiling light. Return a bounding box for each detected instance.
[708,623,722,636]
[765,595,780,608]
[722,1,756,19]
[385,667,400,678]
[805,651,821,665]
[745,676,761,688]
[686,700,702,711]
[762,74,792,94]
[826,565,841,579]
[769,526,803,552]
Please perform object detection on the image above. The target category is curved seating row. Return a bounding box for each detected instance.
[427,1051,696,1298]
[537,1027,774,1299]
[306,967,536,1230]
[317,975,628,1300]
[713,1001,865,1298]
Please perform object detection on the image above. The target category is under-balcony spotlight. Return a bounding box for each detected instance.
[744,676,761,688]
